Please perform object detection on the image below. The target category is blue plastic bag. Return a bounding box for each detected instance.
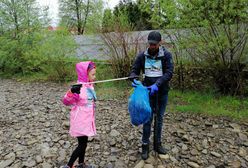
[128,81,152,126]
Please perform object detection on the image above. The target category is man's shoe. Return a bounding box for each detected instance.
[155,143,168,154]
[75,163,85,168]
[141,144,149,160]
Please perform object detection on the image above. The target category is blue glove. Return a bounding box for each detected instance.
[132,79,139,88]
[147,83,158,95]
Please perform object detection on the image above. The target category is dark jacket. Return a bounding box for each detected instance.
[130,46,174,94]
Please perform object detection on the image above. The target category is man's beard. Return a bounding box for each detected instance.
[148,48,159,56]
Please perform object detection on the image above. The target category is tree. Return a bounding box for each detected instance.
[59,0,104,34]
[0,0,50,74]
[160,0,248,95]
[113,0,154,30]
[137,0,168,29]
[0,0,47,37]
[102,8,114,32]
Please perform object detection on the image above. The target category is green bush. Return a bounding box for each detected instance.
[0,29,78,81]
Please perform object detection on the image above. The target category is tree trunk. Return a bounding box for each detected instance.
[75,0,82,35]
[81,0,90,35]
[11,0,19,38]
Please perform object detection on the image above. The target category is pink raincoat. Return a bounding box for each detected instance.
[62,61,97,137]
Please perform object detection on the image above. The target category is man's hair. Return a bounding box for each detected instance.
[148,31,161,44]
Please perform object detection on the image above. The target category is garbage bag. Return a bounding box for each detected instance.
[128,81,151,126]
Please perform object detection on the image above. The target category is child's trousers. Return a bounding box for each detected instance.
[67,136,88,167]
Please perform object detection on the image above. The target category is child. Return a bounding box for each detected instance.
[62,61,97,168]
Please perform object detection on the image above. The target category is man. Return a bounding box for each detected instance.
[129,31,174,160]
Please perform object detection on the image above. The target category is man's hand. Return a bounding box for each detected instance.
[147,84,158,95]
[128,75,139,82]
[132,79,139,88]
[71,84,82,94]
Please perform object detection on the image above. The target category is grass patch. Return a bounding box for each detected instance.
[95,81,130,100]
[169,90,248,121]
[94,62,131,99]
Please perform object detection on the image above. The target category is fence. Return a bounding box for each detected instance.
[73,30,175,60]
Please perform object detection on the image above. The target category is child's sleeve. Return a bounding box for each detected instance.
[62,90,80,106]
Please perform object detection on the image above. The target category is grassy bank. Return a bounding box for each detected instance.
[169,90,248,122]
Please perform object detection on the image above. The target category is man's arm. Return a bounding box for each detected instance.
[129,53,143,79]
[156,52,174,87]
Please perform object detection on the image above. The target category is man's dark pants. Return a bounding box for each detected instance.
[142,93,168,144]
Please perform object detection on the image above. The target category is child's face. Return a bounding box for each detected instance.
[88,68,96,81]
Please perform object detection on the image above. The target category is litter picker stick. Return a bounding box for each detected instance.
[71,76,139,86]
[85,77,129,84]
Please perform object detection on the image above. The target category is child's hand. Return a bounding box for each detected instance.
[71,84,82,94]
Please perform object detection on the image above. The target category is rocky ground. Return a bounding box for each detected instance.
[0,79,247,168]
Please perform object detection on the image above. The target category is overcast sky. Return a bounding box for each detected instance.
[37,0,119,26]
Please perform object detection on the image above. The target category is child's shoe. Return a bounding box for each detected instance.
[75,163,95,168]
[61,165,70,168]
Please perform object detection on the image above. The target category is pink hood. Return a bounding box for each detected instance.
[76,61,93,83]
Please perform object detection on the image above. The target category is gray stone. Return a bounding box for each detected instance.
[190,149,198,156]
[207,133,215,138]
[205,121,213,127]
[35,155,43,163]
[229,123,241,132]
[105,163,114,168]
[145,155,155,164]
[129,156,137,162]
[0,159,14,167]
[58,149,66,162]
[213,125,219,128]
[170,156,178,163]
[109,139,116,146]
[110,130,120,137]
[238,147,247,157]
[245,155,248,162]
[23,160,36,167]
[243,141,248,147]
[134,160,145,168]
[4,152,15,160]
[182,144,188,151]
[187,162,200,168]
[114,160,127,168]
[182,134,190,141]
[99,161,106,167]
[41,163,53,168]
[12,162,22,168]
[108,156,117,162]
[202,149,208,154]
[239,133,248,141]
[172,147,179,154]
[206,165,215,168]
[157,166,165,168]
[228,160,241,168]
[144,164,154,168]
[159,154,169,160]
[88,137,94,142]
[211,151,222,158]
[202,139,209,149]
